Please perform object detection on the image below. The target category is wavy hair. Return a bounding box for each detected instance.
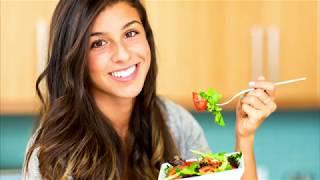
[24,0,179,179]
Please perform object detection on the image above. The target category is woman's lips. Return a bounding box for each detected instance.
[108,63,139,82]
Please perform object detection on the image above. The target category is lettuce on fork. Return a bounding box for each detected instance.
[193,88,224,126]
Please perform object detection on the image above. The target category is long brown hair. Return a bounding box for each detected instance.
[25,0,178,179]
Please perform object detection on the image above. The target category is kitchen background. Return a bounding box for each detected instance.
[1,0,319,180]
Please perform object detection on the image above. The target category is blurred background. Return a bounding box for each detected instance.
[1,0,319,180]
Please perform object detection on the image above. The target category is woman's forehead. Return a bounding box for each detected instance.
[91,2,141,33]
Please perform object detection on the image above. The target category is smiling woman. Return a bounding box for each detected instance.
[22,0,208,179]
[22,0,277,180]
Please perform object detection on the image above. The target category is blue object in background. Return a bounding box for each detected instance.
[0,116,35,169]
[0,110,319,179]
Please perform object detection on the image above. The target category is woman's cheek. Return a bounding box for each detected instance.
[129,38,150,56]
[88,51,110,73]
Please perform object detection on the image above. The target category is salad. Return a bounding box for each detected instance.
[192,88,224,126]
[164,151,242,180]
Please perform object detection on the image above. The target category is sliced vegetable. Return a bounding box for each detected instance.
[192,92,207,112]
[192,88,225,126]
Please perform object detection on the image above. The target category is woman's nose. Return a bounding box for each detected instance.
[111,42,131,63]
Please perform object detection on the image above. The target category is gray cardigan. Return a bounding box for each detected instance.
[23,98,210,179]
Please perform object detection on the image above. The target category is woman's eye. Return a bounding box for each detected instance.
[125,31,139,38]
[91,40,107,48]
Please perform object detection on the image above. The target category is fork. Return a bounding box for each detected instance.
[216,77,307,106]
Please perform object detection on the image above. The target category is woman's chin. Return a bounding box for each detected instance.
[113,88,142,99]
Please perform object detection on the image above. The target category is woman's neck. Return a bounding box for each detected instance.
[92,90,135,140]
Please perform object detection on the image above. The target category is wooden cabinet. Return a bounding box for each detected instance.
[0,1,319,114]
[260,1,319,108]
[0,1,58,114]
[145,1,320,109]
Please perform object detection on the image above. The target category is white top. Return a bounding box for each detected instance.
[22,98,210,179]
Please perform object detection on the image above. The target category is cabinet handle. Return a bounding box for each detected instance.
[251,25,264,80]
[317,1,320,104]
[36,19,49,75]
[267,26,280,82]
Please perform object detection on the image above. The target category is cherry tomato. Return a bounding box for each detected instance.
[192,92,207,112]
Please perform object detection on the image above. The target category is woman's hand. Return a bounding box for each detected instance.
[236,76,277,138]
[235,76,277,180]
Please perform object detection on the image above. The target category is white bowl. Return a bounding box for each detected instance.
[158,152,244,180]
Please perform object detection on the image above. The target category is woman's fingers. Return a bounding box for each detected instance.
[241,93,267,112]
[247,89,277,113]
[241,104,265,125]
[240,83,277,123]
[249,76,276,97]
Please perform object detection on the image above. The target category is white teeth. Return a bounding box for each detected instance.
[111,65,136,78]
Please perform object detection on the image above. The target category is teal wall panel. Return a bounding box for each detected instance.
[0,116,36,169]
[0,110,319,179]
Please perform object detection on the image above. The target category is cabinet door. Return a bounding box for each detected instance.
[261,1,319,108]
[1,1,318,114]
[145,1,258,109]
[0,1,57,114]
[145,1,319,109]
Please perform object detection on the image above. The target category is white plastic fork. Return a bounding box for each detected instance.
[216,77,307,106]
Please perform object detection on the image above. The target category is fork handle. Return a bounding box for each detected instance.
[216,77,307,106]
[274,77,307,86]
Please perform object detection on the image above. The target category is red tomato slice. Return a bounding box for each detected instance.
[183,161,196,166]
[192,92,207,112]
[176,161,196,171]
[199,166,216,174]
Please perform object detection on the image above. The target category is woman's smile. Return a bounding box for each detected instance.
[108,63,140,82]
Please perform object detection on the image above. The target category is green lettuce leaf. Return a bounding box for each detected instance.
[199,88,225,126]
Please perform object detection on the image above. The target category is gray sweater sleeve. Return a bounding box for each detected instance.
[160,98,211,159]
[22,134,42,180]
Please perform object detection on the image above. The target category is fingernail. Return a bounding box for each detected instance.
[248,81,255,87]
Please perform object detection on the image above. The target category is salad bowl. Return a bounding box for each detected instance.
[158,151,244,180]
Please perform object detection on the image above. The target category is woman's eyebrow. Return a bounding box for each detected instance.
[121,20,142,30]
[90,20,142,37]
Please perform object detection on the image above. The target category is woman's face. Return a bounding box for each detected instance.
[88,2,151,100]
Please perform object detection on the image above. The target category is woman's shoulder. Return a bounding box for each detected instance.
[157,96,196,127]
[157,96,210,159]
[22,132,42,180]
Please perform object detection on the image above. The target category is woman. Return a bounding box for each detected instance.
[24,0,277,179]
